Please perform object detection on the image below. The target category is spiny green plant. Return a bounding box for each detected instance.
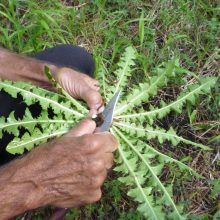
[0,47,217,219]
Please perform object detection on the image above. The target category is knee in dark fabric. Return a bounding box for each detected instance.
[33,44,95,77]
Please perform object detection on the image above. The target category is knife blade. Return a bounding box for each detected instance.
[95,90,121,132]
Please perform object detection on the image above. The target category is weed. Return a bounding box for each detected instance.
[1,0,219,219]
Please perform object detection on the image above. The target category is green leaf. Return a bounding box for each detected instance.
[115,59,179,115]
[7,128,68,154]
[113,127,184,219]
[114,46,136,93]
[117,77,217,122]
[0,80,84,118]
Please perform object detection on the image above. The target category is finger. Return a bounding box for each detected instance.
[94,86,100,91]
[103,152,114,169]
[84,76,100,91]
[89,80,100,91]
[81,89,104,112]
[89,159,105,175]
[86,132,118,154]
[89,153,114,170]
[88,109,98,118]
[69,119,96,137]
[97,132,119,153]
[90,169,107,189]
[54,188,102,208]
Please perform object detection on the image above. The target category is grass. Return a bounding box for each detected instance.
[0,0,219,219]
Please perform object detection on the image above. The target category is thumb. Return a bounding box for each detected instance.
[69,119,96,137]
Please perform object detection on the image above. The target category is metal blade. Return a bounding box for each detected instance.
[96,90,121,132]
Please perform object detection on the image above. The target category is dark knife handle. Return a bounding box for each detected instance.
[48,208,69,220]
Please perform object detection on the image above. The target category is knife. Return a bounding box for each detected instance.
[49,91,121,220]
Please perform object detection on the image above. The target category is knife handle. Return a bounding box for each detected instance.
[48,208,69,220]
[92,113,104,127]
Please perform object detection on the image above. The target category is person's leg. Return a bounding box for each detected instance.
[33,44,95,77]
[0,44,95,165]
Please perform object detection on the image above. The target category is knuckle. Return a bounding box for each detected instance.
[101,133,118,151]
[81,135,93,149]
[90,159,105,174]
[81,135,101,154]
[87,139,100,154]
[89,138,99,151]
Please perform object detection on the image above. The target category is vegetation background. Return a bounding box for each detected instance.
[0,0,219,219]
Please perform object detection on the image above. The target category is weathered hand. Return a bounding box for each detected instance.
[54,67,104,113]
[25,119,117,209]
[0,119,118,219]
[0,48,103,112]
[46,119,118,208]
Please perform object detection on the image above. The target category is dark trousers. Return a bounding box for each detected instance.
[0,45,95,165]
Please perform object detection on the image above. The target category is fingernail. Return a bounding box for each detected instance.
[92,114,97,119]
[98,105,105,113]
[95,103,102,110]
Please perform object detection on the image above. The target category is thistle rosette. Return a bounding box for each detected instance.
[0,46,217,219]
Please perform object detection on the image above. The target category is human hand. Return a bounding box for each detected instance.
[0,48,103,113]
[54,67,104,113]
[0,119,118,219]
[21,119,117,209]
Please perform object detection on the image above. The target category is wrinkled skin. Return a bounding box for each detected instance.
[0,119,118,219]
[45,119,118,208]
[55,67,104,113]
